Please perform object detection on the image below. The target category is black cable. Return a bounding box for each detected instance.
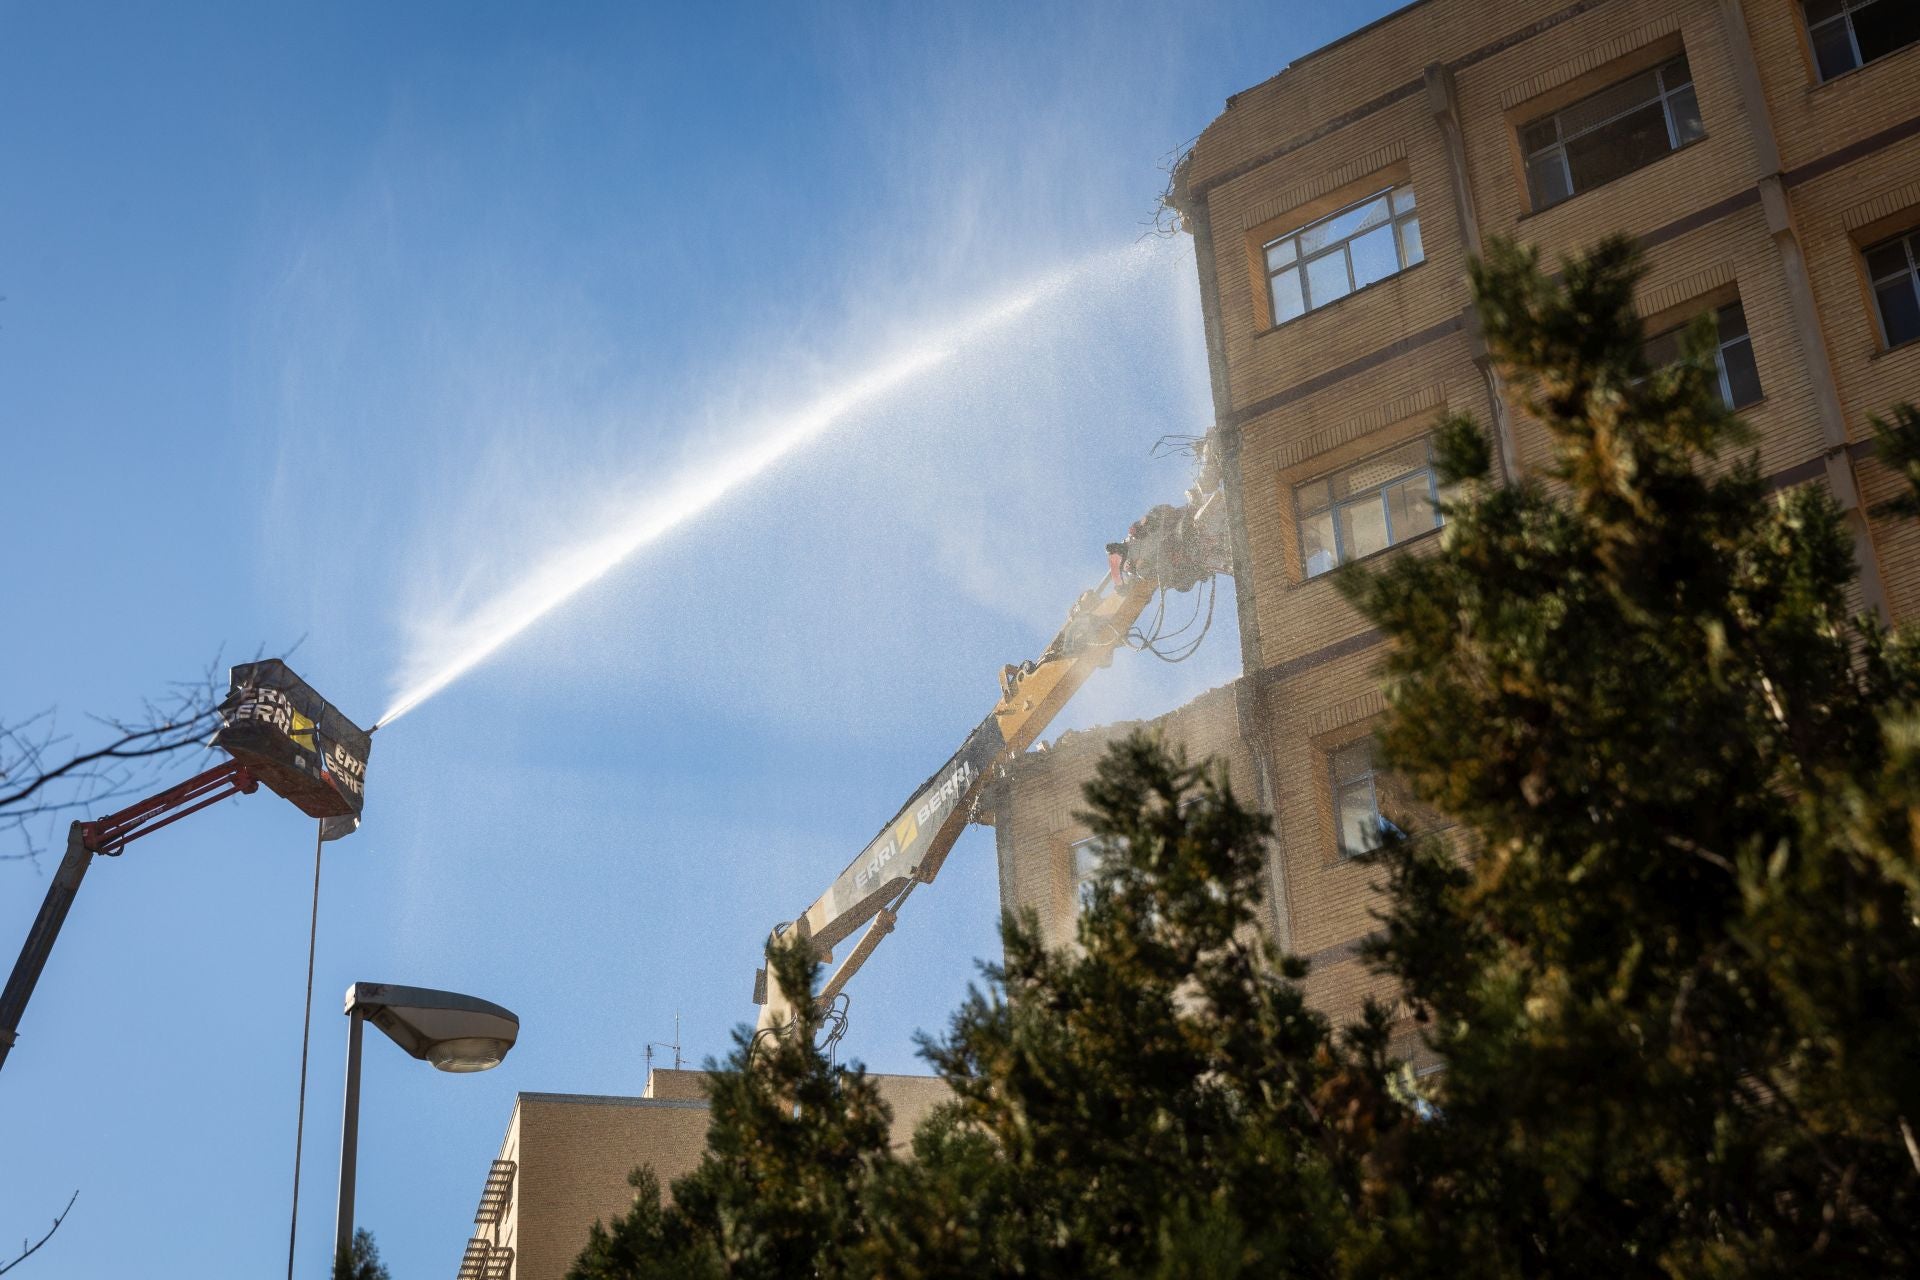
[285,823,325,1280]
[1135,577,1218,664]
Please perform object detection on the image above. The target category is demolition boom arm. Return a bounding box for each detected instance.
[755,484,1225,1034]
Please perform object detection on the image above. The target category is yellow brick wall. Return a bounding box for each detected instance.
[1739,0,1920,172]
[453,4,1920,1265]
[992,682,1261,952]
[1180,0,1920,1035]
[505,1094,714,1280]
[1234,334,1481,671]
[1791,133,1920,437]
[482,1073,952,1280]
[1204,95,1475,412]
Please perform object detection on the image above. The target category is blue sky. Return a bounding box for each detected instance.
[0,3,1399,1275]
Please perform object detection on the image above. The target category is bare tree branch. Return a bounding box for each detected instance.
[0,654,232,867]
[0,1190,77,1276]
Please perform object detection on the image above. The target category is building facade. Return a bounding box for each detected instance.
[991,0,1920,1033]
[455,1069,950,1280]
[982,682,1260,952]
[455,6,1920,1272]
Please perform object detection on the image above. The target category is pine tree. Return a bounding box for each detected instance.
[566,937,895,1280]
[1342,234,1920,1275]
[572,234,1920,1278]
[856,733,1379,1278]
[334,1228,391,1280]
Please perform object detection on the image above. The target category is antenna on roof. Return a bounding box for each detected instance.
[645,1011,683,1084]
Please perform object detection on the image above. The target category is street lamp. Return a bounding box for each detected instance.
[335,982,518,1269]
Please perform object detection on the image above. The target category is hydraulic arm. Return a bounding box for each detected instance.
[755,468,1229,1034]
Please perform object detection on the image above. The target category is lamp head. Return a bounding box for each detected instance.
[345,982,518,1073]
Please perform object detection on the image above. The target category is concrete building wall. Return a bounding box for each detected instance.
[991,0,1920,1039]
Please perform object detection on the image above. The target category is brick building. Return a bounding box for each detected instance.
[453,5,1920,1272]
[990,0,1920,1033]
[455,1069,949,1279]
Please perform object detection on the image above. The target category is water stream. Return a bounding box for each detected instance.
[377,246,1144,727]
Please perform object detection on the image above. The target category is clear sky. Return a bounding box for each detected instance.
[0,3,1400,1275]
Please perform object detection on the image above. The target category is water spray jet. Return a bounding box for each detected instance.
[376,248,1138,729]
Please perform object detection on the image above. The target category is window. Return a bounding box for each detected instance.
[1331,740,1400,859]
[1295,438,1443,579]
[1521,54,1704,210]
[1865,229,1920,349]
[1071,836,1103,909]
[1263,185,1424,326]
[1804,0,1920,81]
[1643,301,1764,409]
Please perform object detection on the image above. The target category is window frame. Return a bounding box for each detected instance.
[1519,54,1704,212]
[1294,437,1445,580]
[1330,740,1384,861]
[1803,0,1920,83]
[1260,184,1424,329]
[1864,228,1920,351]
[1069,835,1102,911]
[1643,299,1764,409]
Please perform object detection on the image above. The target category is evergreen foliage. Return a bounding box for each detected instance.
[334,1228,391,1280]
[570,235,1920,1277]
[1343,235,1920,1275]
[567,938,894,1280]
[857,735,1375,1278]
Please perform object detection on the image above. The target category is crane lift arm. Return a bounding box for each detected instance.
[754,465,1230,1034]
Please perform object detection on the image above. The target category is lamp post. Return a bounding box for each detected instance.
[335,982,518,1270]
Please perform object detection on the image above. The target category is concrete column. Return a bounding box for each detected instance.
[1718,0,1890,617]
[1172,162,1294,949]
[1426,61,1523,486]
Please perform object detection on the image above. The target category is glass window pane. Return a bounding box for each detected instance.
[1658,54,1694,90]
[1384,473,1439,543]
[1720,337,1763,408]
[1303,195,1390,253]
[1398,216,1424,266]
[1349,223,1401,288]
[1295,476,1332,516]
[1877,279,1920,347]
[1333,440,1427,497]
[1810,19,1861,79]
[1854,1,1920,64]
[1521,119,1559,154]
[1305,250,1352,309]
[1271,266,1305,325]
[1565,102,1673,192]
[1644,324,1684,370]
[1265,238,1296,272]
[1716,301,1751,345]
[1073,838,1102,908]
[1558,70,1660,138]
[1073,838,1101,883]
[1300,509,1338,578]
[1866,241,1910,281]
[1390,185,1417,215]
[1339,493,1391,561]
[1803,0,1846,24]
[1527,152,1572,209]
[1667,85,1705,145]
[1332,741,1372,783]
[1338,780,1379,855]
